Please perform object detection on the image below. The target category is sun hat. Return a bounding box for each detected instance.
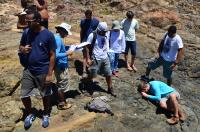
[55,23,72,35]
[112,20,121,30]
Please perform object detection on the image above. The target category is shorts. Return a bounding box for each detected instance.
[148,57,174,79]
[54,67,69,92]
[88,57,112,78]
[124,41,137,56]
[21,69,52,98]
[160,91,180,102]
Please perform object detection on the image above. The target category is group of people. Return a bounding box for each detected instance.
[18,5,185,129]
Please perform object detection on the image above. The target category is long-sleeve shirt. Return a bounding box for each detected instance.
[54,34,68,69]
[108,30,126,53]
[147,81,175,102]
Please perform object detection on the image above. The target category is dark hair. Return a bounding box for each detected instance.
[168,25,177,34]
[56,27,68,35]
[85,9,92,16]
[31,11,42,23]
[126,11,134,19]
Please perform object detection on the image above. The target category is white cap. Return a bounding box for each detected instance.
[55,23,72,35]
[97,22,108,31]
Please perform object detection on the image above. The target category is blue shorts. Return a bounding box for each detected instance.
[124,41,137,56]
[148,57,174,79]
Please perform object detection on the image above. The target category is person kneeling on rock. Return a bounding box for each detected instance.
[137,79,186,125]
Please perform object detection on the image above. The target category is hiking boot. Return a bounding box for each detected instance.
[166,116,179,125]
[24,114,36,129]
[107,88,117,97]
[57,102,72,110]
[42,115,50,128]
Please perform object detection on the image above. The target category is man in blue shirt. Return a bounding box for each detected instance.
[138,80,186,125]
[80,10,99,77]
[54,23,73,110]
[19,11,56,128]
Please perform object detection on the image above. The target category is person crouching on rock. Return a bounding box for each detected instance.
[137,79,186,125]
[54,23,74,110]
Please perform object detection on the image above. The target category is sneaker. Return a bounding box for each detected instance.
[24,114,36,129]
[107,88,117,97]
[42,115,49,128]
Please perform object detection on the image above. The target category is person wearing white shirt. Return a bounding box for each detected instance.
[85,22,116,97]
[146,25,184,86]
[121,11,139,72]
[108,20,126,77]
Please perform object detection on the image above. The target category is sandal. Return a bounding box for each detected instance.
[127,66,133,71]
[166,116,179,125]
[57,102,72,110]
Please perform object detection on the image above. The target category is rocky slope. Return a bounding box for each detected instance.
[0,0,200,132]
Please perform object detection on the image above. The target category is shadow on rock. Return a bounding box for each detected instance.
[79,80,108,96]
[118,59,126,68]
[74,59,83,76]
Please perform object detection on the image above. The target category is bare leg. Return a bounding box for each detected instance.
[58,90,65,103]
[42,96,51,116]
[105,76,112,89]
[22,97,32,115]
[124,54,132,71]
[131,55,137,71]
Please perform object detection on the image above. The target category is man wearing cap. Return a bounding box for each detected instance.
[80,10,99,78]
[85,22,116,97]
[137,80,186,125]
[54,23,73,110]
[19,11,56,128]
[145,25,184,86]
[108,20,126,77]
[121,11,139,72]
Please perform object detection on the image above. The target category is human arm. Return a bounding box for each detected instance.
[121,31,126,53]
[34,0,47,10]
[170,36,184,70]
[145,83,161,102]
[45,49,55,84]
[170,48,184,70]
[135,20,139,31]
[19,29,32,54]
[45,33,56,84]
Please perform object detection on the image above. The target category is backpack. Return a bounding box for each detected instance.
[18,29,30,68]
[158,33,168,54]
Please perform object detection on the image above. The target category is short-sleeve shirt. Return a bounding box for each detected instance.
[80,18,99,42]
[121,18,139,41]
[161,34,183,62]
[86,33,109,60]
[20,28,56,75]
